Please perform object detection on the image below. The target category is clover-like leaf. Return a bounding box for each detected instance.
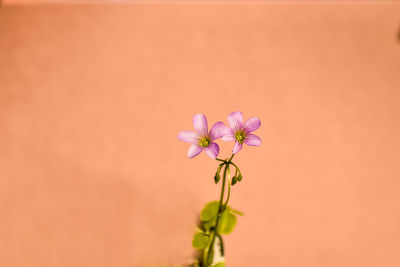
[218,210,237,235]
[200,201,219,222]
[192,233,210,249]
[201,218,216,232]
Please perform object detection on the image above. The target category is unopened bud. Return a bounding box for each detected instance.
[214,164,223,184]
[237,172,243,182]
[214,172,221,184]
[231,176,238,185]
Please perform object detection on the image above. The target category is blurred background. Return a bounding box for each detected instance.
[1,2,400,267]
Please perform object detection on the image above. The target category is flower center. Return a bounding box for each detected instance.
[235,131,246,143]
[198,136,211,148]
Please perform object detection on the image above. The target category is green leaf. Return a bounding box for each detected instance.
[201,218,216,231]
[231,208,244,216]
[218,211,237,235]
[192,233,210,249]
[212,263,226,267]
[200,201,219,221]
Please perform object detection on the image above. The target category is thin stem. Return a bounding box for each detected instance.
[228,162,240,171]
[223,167,231,209]
[206,154,235,266]
[206,164,228,266]
[216,153,234,163]
[217,234,224,257]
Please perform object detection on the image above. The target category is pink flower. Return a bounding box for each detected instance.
[222,111,261,154]
[178,114,227,159]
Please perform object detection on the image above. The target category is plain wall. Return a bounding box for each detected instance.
[1,3,400,267]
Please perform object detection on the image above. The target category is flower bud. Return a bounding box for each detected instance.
[214,172,221,184]
[237,172,242,182]
[231,176,238,185]
[214,164,223,184]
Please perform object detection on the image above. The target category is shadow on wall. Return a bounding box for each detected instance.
[398,25,400,43]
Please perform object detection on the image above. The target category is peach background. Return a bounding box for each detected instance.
[1,3,400,267]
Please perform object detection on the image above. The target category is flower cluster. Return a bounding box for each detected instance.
[178,111,261,159]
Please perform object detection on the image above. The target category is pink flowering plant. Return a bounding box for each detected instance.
[178,111,261,267]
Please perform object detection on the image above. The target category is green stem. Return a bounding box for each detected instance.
[206,164,227,265]
[216,154,234,163]
[223,167,231,209]
[206,154,235,266]
[228,162,240,172]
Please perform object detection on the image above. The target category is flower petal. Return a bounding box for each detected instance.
[187,144,203,159]
[244,134,262,146]
[221,129,235,142]
[243,117,261,133]
[193,113,208,136]
[232,141,243,154]
[227,111,243,130]
[178,131,199,143]
[204,142,220,159]
[209,122,229,140]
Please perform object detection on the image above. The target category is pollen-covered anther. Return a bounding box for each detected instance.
[235,131,246,143]
[199,136,211,148]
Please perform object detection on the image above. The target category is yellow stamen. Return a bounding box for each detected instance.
[235,131,246,143]
[198,136,211,147]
